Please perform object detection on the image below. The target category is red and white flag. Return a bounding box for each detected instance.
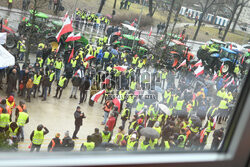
[194,59,202,67]
[84,54,95,61]
[113,66,128,71]
[194,66,204,77]
[200,128,206,143]
[223,72,228,79]
[148,26,152,37]
[62,11,68,22]
[213,115,217,129]
[91,90,106,102]
[220,62,224,74]
[224,76,231,82]
[68,48,74,63]
[223,78,234,88]
[113,98,121,113]
[56,16,73,42]
[55,43,61,54]
[177,59,186,69]
[65,32,81,42]
[212,71,218,81]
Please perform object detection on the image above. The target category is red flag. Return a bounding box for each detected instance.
[230,44,232,50]
[102,78,110,85]
[241,56,245,64]
[91,90,106,102]
[194,59,202,67]
[130,22,135,27]
[113,66,128,71]
[224,76,231,82]
[113,98,121,113]
[220,62,224,74]
[62,11,68,22]
[177,59,186,69]
[68,48,74,63]
[200,128,206,143]
[213,115,217,129]
[212,71,218,81]
[148,27,152,37]
[188,65,192,71]
[223,73,228,79]
[223,78,234,88]
[194,66,204,77]
[65,32,81,42]
[84,54,95,61]
[56,16,73,42]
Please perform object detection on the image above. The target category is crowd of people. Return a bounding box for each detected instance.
[0,7,245,153]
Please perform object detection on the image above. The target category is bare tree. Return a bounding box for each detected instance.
[148,0,157,17]
[170,0,184,35]
[193,0,217,40]
[98,0,106,13]
[231,0,250,32]
[163,0,175,38]
[221,0,241,41]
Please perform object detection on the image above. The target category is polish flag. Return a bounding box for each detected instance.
[194,66,204,77]
[91,90,106,102]
[177,59,186,69]
[230,44,232,50]
[113,98,121,113]
[224,76,231,82]
[148,27,152,37]
[194,59,202,67]
[56,16,74,42]
[213,115,217,129]
[220,62,224,74]
[131,22,135,27]
[68,48,74,63]
[65,32,81,42]
[223,78,234,88]
[102,75,111,85]
[114,66,128,71]
[223,73,228,79]
[84,54,95,61]
[62,11,68,22]
[212,71,218,81]
[241,56,245,64]
[200,128,206,143]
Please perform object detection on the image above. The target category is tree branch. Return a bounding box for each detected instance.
[198,2,204,11]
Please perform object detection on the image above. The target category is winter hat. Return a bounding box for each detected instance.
[65,131,69,137]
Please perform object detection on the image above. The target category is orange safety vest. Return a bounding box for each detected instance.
[104,101,112,112]
[16,105,26,113]
[50,139,62,152]
[0,105,11,114]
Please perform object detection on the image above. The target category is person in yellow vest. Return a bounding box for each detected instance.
[233,64,240,75]
[8,0,13,9]
[132,55,139,68]
[216,88,227,100]
[80,135,95,151]
[16,109,29,141]
[6,95,15,116]
[140,138,151,151]
[163,89,171,105]
[101,126,111,143]
[135,100,144,115]
[54,75,67,99]
[196,88,205,99]
[153,122,161,137]
[226,92,233,103]
[47,69,55,96]
[54,58,64,82]
[17,40,26,61]
[204,116,214,136]
[161,69,168,89]
[218,99,228,124]
[174,99,185,118]
[176,128,187,150]
[30,124,49,152]
[126,134,138,151]
[113,126,125,146]
[32,72,42,98]
[126,93,135,109]
[7,122,20,150]
[121,105,131,129]
[130,80,137,91]
[147,105,158,127]
[70,58,77,71]
[0,106,11,132]
[118,88,127,111]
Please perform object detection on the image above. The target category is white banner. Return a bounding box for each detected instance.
[0,32,7,44]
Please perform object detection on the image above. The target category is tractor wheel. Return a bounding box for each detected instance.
[197,49,207,60]
[46,36,58,52]
[221,62,232,74]
[6,34,16,49]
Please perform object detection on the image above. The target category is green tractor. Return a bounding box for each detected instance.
[112,34,148,56]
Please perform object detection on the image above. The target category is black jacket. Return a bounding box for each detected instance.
[74,110,86,126]
[47,137,62,152]
[79,79,90,92]
[91,132,102,147]
[42,75,50,87]
[62,136,75,151]
[72,76,82,87]
[213,129,224,144]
